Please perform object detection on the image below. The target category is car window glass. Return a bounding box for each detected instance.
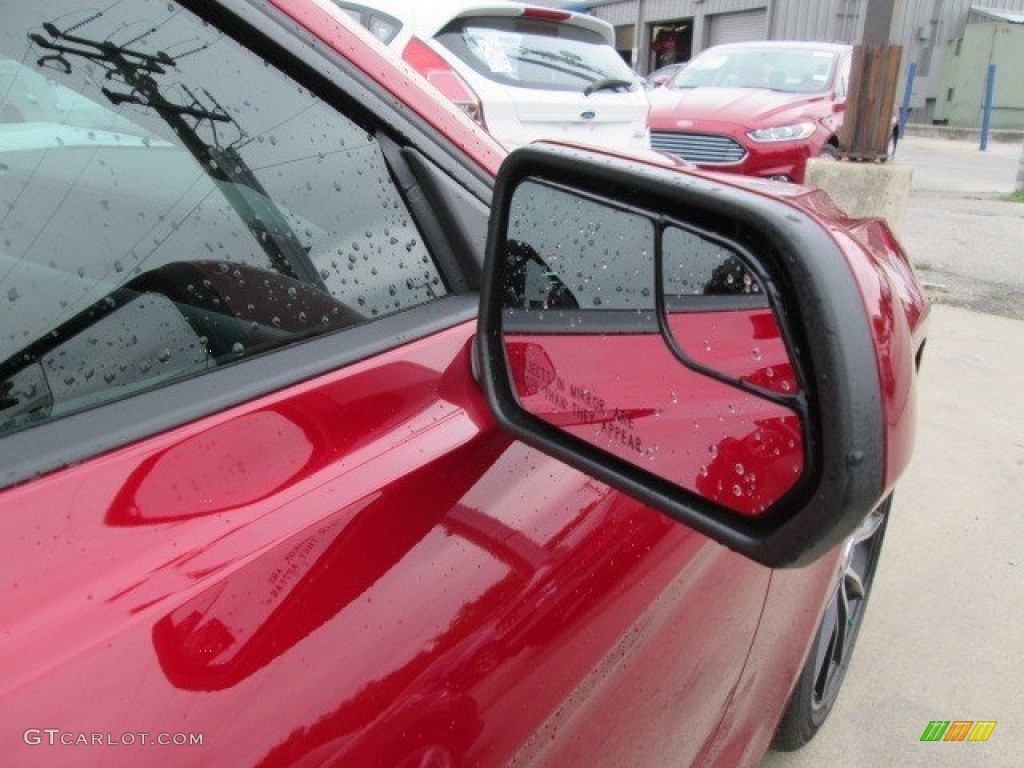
[673,48,837,94]
[369,16,401,44]
[327,3,402,45]
[436,17,638,93]
[0,0,445,437]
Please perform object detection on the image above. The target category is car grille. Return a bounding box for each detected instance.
[650,131,747,165]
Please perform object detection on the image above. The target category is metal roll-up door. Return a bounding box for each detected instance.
[707,9,768,47]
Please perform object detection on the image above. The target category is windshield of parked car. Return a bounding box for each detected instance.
[435,16,638,93]
[669,47,838,94]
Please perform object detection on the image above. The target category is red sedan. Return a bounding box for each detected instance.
[0,1,926,767]
[648,41,900,183]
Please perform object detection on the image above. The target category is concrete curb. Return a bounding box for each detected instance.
[903,123,1024,143]
[804,159,913,238]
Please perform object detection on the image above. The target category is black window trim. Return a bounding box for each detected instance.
[1,0,497,489]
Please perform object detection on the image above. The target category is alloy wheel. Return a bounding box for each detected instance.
[810,505,888,710]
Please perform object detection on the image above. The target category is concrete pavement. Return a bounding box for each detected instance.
[898,137,1024,319]
[761,305,1024,768]
[761,138,1024,767]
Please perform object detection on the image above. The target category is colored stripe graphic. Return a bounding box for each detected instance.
[968,722,997,742]
[921,721,949,741]
[944,721,973,741]
[920,720,996,742]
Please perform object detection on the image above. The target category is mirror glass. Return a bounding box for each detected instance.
[505,180,655,313]
[660,225,799,396]
[501,179,805,517]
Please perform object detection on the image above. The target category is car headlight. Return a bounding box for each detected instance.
[747,122,817,143]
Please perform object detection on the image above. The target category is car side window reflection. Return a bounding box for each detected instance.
[0,0,445,437]
[504,180,655,312]
[662,226,763,300]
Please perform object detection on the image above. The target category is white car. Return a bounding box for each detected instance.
[319,0,651,152]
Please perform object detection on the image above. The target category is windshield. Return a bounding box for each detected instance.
[670,47,838,94]
[435,16,637,93]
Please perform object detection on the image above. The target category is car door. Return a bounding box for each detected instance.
[0,1,769,766]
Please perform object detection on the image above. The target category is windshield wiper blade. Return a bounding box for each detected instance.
[514,47,606,77]
[584,77,633,96]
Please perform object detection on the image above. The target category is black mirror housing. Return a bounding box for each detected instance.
[476,144,888,568]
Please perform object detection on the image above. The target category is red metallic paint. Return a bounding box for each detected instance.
[505,331,803,516]
[646,43,888,184]
[649,113,828,182]
[665,308,800,397]
[693,549,842,767]
[0,2,929,766]
[0,322,768,767]
[771,188,929,491]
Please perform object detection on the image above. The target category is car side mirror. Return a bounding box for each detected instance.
[476,144,888,568]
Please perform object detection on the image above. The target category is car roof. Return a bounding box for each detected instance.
[342,0,614,44]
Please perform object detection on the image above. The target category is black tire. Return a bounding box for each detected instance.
[818,143,840,160]
[771,497,891,751]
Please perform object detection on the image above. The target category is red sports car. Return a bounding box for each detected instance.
[648,41,900,183]
[0,2,926,767]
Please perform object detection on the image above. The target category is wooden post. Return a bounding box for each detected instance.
[839,45,903,161]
